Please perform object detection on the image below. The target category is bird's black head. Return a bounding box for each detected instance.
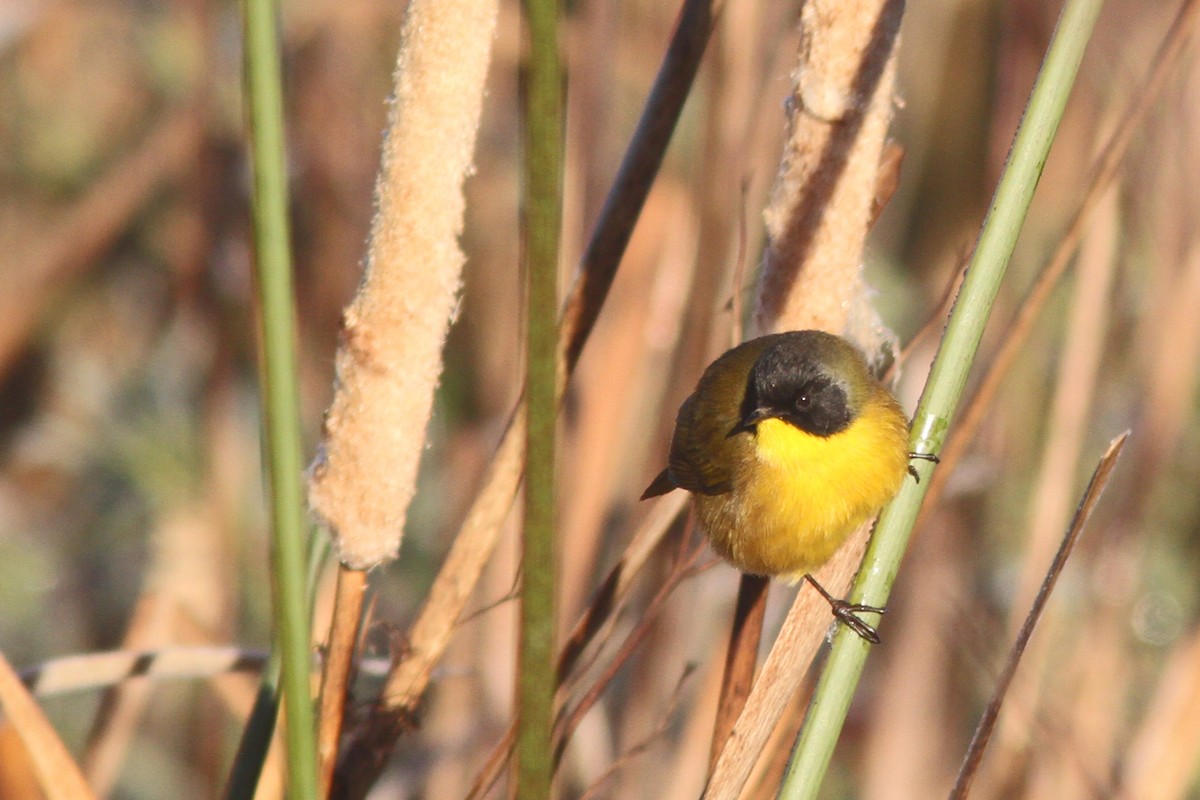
[733,332,862,438]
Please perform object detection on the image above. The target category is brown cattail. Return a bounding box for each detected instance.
[308,0,500,570]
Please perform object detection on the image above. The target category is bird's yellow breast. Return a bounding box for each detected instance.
[696,392,909,579]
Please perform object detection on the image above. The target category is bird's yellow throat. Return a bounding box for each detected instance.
[709,397,908,577]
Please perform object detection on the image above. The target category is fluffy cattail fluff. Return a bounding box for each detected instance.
[308,0,499,569]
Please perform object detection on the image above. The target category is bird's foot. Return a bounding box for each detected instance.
[906,451,940,483]
[802,574,885,644]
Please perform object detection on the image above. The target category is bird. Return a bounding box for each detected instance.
[641,330,912,641]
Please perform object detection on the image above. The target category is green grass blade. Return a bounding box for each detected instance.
[777,0,1107,797]
[240,0,318,796]
[517,0,563,797]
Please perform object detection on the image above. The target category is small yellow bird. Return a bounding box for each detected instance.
[642,330,911,641]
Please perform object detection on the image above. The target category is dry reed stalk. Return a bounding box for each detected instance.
[0,726,42,799]
[706,532,872,800]
[739,681,809,800]
[0,650,98,800]
[707,0,905,793]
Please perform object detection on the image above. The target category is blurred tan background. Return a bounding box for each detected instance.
[3,0,1200,797]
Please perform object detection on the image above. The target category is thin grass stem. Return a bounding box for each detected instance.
[240,0,318,795]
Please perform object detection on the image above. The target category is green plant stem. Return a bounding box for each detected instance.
[241,0,318,796]
[777,0,1106,797]
[517,0,563,797]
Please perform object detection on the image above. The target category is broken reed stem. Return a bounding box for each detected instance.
[949,432,1128,798]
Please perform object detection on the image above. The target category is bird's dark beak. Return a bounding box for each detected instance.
[727,407,772,438]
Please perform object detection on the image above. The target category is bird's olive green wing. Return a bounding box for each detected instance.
[662,392,736,495]
[642,337,773,499]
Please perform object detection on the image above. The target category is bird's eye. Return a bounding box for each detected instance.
[796,394,811,409]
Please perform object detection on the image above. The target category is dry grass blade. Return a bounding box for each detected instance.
[0,649,98,800]
[919,0,1200,521]
[578,665,697,800]
[552,544,710,770]
[557,491,689,685]
[949,431,1130,800]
